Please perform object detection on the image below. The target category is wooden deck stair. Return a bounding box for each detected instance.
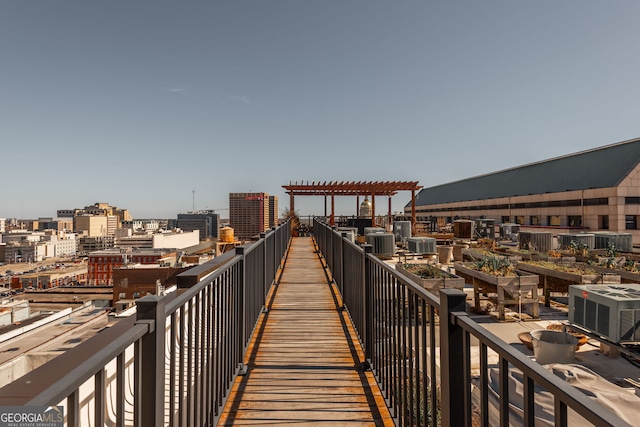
[218,237,393,426]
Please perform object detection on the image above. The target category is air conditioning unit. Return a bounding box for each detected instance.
[364,227,385,235]
[558,233,595,250]
[474,218,495,239]
[406,237,436,255]
[518,231,553,252]
[500,223,520,240]
[394,221,412,242]
[337,227,357,243]
[365,233,395,259]
[453,220,474,239]
[593,232,633,252]
[569,284,640,343]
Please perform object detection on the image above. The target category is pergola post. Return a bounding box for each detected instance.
[290,193,295,216]
[330,192,335,225]
[388,195,392,229]
[370,193,375,227]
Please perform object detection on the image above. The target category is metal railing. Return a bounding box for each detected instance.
[0,222,291,427]
[313,218,629,427]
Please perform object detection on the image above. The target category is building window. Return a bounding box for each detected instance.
[625,197,640,204]
[530,216,542,226]
[515,216,525,225]
[598,215,609,230]
[119,292,126,299]
[626,215,638,230]
[568,216,582,227]
[501,216,510,223]
[548,215,561,226]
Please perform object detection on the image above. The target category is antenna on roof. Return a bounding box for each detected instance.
[192,188,195,212]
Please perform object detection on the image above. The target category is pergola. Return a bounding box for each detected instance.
[282,180,423,226]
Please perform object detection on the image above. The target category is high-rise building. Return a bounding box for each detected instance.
[229,193,277,240]
[176,211,220,241]
[269,195,279,228]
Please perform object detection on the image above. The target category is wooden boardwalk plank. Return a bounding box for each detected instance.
[218,237,393,426]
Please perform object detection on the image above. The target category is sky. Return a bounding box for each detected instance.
[2,1,640,220]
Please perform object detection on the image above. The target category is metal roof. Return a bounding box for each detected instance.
[410,137,640,207]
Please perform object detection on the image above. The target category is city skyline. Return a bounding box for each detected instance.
[2,2,640,219]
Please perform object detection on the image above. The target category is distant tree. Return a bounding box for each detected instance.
[280,207,300,234]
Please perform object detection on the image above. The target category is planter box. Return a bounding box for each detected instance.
[396,263,464,295]
[517,261,621,307]
[586,264,640,284]
[454,263,539,321]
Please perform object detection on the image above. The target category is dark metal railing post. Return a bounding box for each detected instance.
[260,232,267,312]
[363,244,373,361]
[136,295,166,426]
[236,245,247,375]
[340,231,348,301]
[439,288,468,427]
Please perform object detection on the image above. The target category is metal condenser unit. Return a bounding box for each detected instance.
[569,284,640,343]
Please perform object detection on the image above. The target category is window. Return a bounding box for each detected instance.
[568,216,582,227]
[501,216,510,224]
[598,215,609,230]
[548,215,561,226]
[530,216,542,226]
[515,216,525,225]
[626,215,638,230]
[118,292,126,299]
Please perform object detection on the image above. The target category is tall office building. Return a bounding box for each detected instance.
[269,195,279,228]
[176,211,220,241]
[229,193,277,240]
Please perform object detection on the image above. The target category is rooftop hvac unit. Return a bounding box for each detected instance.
[474,218,495,239]
[518,231,553,252]
[500,223,520,240]
[569,284,640,343]
[593,232,633,252]
[394,221,412,242]
[365,233,395,259]
[453,220,474,239]
[406,237,436,255]
[558,233,595,250]
[364,227,385,235]
[337,227,357,243]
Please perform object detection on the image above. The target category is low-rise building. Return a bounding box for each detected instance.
[114,229,199,250]
[87,249,176,286]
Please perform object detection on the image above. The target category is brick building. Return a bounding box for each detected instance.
[87,249,176,286]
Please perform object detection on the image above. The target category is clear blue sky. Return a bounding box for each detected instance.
[2,1,639,220]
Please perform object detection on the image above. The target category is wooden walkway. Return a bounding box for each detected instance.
[218,237,393,426]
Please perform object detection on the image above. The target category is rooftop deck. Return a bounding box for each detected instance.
[219,237,393,425]
[0,220,632,426]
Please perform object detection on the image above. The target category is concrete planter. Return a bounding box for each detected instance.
[396,263,464,295]
[437,245,453,264]
[454,262,539,321]
[452,243,469,262]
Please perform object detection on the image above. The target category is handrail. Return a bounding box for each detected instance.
[0,219,291,426]
[313,218,631,427]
